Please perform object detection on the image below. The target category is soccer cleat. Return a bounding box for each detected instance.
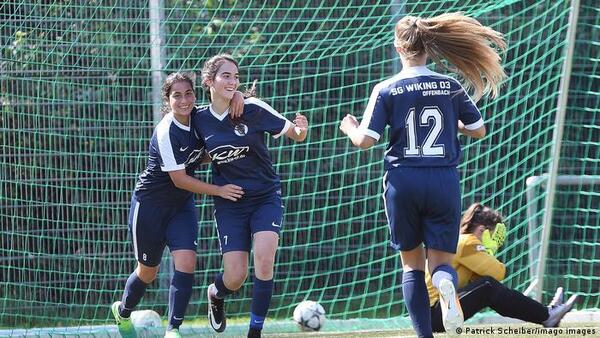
[542,294,578,327]
[548,287,564,307]
[438,279,464,336]
[207,284,227,332]
[111,301,137,338]
[164,328,182,338]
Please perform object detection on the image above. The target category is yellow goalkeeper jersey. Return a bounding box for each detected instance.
[425,233,506,306]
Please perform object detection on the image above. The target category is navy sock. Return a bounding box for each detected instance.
[120,271,149,318]
[402,270,433,338]
[249,277,274,330]
[168,270,194,330]
[214,273,234,298]
[431,264,458,290]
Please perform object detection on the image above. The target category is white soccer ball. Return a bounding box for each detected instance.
[293,300,326,331]
[130,309,162,327]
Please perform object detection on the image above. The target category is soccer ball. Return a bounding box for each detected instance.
[293,300,326,331]
[130,309,162,327]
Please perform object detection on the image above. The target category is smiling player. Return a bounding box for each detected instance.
[111,72,245,338]
[193,54,309,338]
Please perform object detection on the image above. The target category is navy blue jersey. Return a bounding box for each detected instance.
[134,112,206,204]
[359,66,483,170]
[192,97,292,197]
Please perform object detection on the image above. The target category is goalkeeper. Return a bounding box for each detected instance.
[426,203,578,332]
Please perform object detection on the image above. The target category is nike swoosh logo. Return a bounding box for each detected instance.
[174,316,184,320]
[272,222,281,228]
[254,320,264,324]
[180,146,189,151]
[204,135,214,141]
[194,241,198,246]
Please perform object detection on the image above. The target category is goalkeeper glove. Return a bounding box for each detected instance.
[492,223,506,248]
[481,229,499,256]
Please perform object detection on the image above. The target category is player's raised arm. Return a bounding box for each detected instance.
[339,114,376,149]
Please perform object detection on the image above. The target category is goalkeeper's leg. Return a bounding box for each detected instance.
[431,276,549,332]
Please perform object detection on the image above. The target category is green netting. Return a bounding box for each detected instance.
[1,0,598,334]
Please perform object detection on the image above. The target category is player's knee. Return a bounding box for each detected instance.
[224,267,247,290]
[137,265,159,283]
[253,254,275,278]
[479,275,500,287]
[174,256,196,273]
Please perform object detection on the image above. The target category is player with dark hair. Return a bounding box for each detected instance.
[111,72,245,338]
[194,54,309,338]
[427,203,578,332]
[339,12,507,338]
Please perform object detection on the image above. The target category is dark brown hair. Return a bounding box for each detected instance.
[200,53,257,101]
[394,12,507,101]
[161,72,196,114]
[460,203,503,234]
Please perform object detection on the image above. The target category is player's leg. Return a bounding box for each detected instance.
[164,199,199,336]
[113,195,165,337]
[208,203,252,332]
[457,276,575,326]
[423,167,462,335]
[246,193,284,338]
[384,168,432,338]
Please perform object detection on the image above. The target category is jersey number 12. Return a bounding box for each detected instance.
[404,106,445,157]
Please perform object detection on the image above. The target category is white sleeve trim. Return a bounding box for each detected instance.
[358,127,381,141]
[464,118,484,130]
[161,164,186,172]
[156,114,184,171]
[274,120,292,139]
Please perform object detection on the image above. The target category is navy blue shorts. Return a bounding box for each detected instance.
[213,191,284,253]
[383,167,460,253]
[128,193,198,266]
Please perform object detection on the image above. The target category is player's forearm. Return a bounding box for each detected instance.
[172,174,220,196]
[289,126,308,142]
[346,127,375,149]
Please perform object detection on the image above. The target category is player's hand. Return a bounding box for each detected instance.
[492,223,507,248]
[339,114,359,135]
[217,184,244,201]
[229,91,245,118]
[481,229,499,256]
[293,113,308,132]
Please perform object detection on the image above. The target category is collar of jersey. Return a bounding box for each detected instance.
[209,105,230,121]
[168,113,190,131]
[399,65,435,76]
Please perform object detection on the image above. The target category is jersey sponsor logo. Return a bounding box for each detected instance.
[209,145,249,164]
[180,146,189,151]
[233,123,248,136]
[476,244,486,252]
[185,148,205,166]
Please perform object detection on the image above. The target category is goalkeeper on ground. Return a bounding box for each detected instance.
[425,203,578,332]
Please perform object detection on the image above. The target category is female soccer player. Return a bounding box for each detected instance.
[111,72,245,338]
[427,203,578,332]
[194,54,308,338]
[339,13,507,338]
